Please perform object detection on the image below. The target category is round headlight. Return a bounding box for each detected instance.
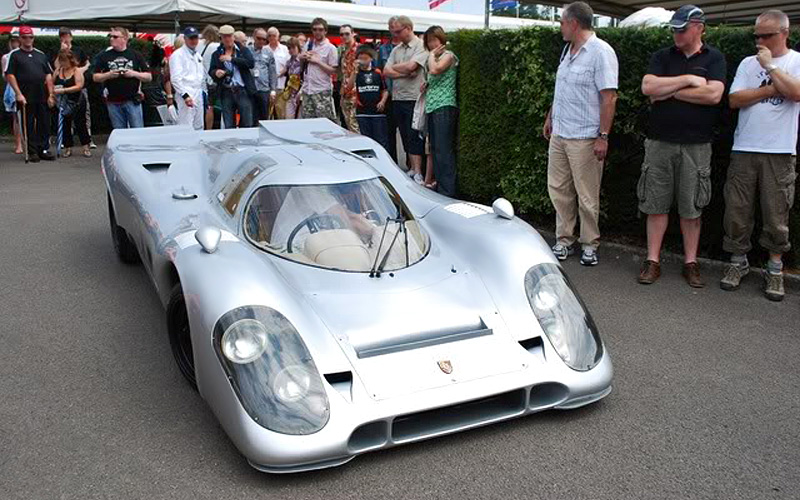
[221,319,268,364]
[273,365,313,403]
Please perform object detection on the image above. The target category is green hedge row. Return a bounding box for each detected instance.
[450,26,800,266]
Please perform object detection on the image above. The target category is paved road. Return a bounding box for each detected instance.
[1,145,798,500]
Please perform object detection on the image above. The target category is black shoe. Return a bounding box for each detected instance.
[38,151,56,161]
[27,154,40,163]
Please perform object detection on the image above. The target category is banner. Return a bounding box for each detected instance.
[15,0,29,14]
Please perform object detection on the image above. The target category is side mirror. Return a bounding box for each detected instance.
[492,198,514,220]
[195,226,222,254]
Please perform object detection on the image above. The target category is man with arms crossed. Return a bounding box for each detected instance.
[638,5,726,288]
[720,10,800,301]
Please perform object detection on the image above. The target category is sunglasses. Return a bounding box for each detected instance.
[753,31,782,40]
[255,36,267,41]
[108,34,122,39]
[20,35,34,39]
[390,27,406,36]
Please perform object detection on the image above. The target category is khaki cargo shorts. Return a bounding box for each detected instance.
[637,139,712,219]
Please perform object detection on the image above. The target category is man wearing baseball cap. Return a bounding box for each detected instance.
[2,30,23,155]
[169,27,206,130]
[5,26,56,161]
[637,5,726,288]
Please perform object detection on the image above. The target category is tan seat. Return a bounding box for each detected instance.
[303,229,371,271]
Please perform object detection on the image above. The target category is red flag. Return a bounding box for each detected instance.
[429,0,451,9]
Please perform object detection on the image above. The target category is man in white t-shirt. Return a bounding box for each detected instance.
[720,9,800,301]
[266,27,290,89]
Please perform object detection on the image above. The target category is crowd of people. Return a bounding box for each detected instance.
[1,15,459,196]
[545,2,799,302]
[3,4,799,301]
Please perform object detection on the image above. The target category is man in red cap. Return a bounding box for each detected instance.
[5,26,56,161]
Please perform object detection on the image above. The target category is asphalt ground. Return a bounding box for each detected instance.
[1,142,798,500]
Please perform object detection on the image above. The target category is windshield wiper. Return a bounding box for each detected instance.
[369,212,407,278]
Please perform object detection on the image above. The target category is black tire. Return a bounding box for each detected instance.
[167,283,198,390]
[107,194,140,264]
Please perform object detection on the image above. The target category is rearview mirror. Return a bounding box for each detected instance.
[195,226,222,254]
[492,198,514,220]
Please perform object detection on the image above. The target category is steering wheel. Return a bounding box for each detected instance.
[286,213,346,254]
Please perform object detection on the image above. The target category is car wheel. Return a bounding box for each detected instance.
[167,283,198,390]
[107,194,140,264]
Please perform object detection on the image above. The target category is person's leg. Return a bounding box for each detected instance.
[722,152,759,261]
[385,98,398,162]
[430,107,457,197]
[62,114,75,150]
[236,91,254,128]
[12,111,23,153]
[254,91,268,123]
[74,100,91,148]
[106,102,126,130]
[320,91,338,124]
[638,140,676,262]
[341,96,360,133]
[35,100,51,155]
[568,138,603,252]
[300,92,316,119]
[759,154,795,300]
[286,92,298,119]
[205,90,216,130]
[220,90,236,129]
[394,101,419,175]
[176,97,193,127]
[547,135,578,250]
[357,116,372,139]
[127,101,144,129]
[677,143,712,264]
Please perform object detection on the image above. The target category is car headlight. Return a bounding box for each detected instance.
[524,263,603,371]
[213,306,330,435]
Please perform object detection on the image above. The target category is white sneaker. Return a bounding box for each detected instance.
[413,173,424,185]
[406,169,416,178]
[89,141,98,149]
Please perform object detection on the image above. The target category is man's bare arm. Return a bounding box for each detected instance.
[729,85,778,109]
[674,80,724,105]
[642,74,703,97]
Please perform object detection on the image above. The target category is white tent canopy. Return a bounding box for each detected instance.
[2,0,552,33]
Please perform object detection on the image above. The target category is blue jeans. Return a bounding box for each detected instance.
[428,106,458,197]
[106,100,144,129]
[357,115,390,153]
[221,87,254,129]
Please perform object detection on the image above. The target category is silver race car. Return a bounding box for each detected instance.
[102,119,612,473]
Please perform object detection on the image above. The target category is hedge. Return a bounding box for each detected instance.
[449,26,800,266]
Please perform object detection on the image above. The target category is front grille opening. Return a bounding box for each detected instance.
[142,162,171,172]
[325,371,353,402]
[352,149,377,159]
[349,421,389,453]
[529,382,569,410]
[391,389,526,443]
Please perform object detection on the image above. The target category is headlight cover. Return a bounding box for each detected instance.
[213,306,330,435]
[524,263,603,371]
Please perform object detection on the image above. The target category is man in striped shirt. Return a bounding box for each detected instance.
[543,1,619,267]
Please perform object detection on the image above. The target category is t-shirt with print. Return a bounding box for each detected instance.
[730,50,800,154]
[355,67,385,115]
[385,36,428,102]
[93,47,149,102]
[6,47,52,100]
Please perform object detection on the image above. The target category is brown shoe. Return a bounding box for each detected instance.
[638,259,661,284]
[682,262,705,288]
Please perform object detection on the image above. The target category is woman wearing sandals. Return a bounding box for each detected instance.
[53,49,91,158]
[422,26,458,197]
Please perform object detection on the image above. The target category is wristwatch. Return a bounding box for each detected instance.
[766,63,778,74]
[598,132,609,141]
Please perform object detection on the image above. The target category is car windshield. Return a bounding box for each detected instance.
[244,178,429,272]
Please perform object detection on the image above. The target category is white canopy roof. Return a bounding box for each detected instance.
[2,0,552,33]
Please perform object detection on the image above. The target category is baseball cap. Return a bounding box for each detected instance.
[9,30,19,39]
[183,26,199,38]
[19,26,34,36]
[669,5,706,29]
[219,25,235,36]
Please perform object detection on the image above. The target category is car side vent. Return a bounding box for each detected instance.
[324,371,353,402]
[519,336,545,362]
[142,162,171,172]
[352,149,377,159]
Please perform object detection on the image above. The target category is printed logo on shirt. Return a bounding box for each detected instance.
[107,56,135,72]
[758,70,784,106]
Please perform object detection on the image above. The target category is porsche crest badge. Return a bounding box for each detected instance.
[437,360,453,374]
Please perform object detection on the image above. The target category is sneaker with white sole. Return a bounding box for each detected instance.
[580,248,599,266]
[720,263,749,291]
[413,173,424,185]
[89,141,98,149]
[763,270,785,302]
[551,243,574,261]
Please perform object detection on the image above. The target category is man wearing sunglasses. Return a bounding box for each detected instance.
[720,10,800,301]
[299,18,339,123]
[92,27,152,129]
[4,26,56,161]
[251,27,278,123]
[638,5,726,288]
